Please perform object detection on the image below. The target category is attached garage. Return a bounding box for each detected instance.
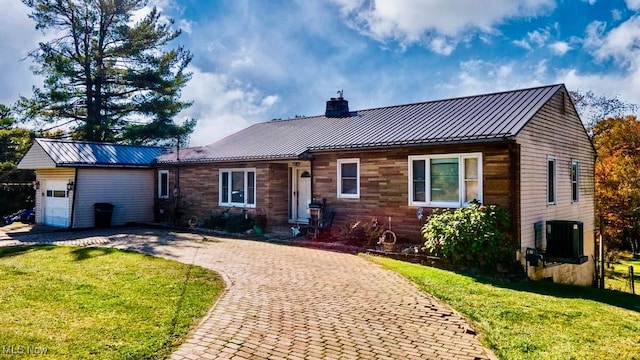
[18,139,164,228]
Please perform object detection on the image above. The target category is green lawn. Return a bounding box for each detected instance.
[0,246,223,360]
[605,253,640,294]
[366,255,640,360]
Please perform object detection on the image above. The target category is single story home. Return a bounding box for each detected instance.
[156,84,595,285]
[17,139,164,228]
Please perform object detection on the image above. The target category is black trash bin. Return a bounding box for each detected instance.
[94,203,114,228]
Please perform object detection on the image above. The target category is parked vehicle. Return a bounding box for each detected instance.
[2,208,35,225]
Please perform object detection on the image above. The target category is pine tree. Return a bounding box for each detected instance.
[18,0,195,145]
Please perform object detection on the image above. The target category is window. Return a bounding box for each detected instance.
[547,157,557,205]
[46,190,68,198]
[409,153,482,207]
[571,160,579,203]
[219,168,256,207]
[337,158,360,198]
[158,170,169,199]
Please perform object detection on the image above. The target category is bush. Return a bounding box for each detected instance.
[338,218,385,246]
[421,203,515,270]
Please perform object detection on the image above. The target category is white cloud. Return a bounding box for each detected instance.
[513,39,532,50]
[549,41,572,55]
[626,0,640,10]
[513,27,556,50]
[332,0,555,53]
[612,9,623,21]
[429,37,456,55]
[562,15,640,109]
[178,67,279,146]
[582,0,597,4]
[444,60,541,97]
[586,16,640,67]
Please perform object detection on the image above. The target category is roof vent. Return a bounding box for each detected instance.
[325,90,349,118]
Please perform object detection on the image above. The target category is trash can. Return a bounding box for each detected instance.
[94,203,114,228]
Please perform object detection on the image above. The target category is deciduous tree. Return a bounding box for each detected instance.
[593,115,640,254]
[18,0,195,145]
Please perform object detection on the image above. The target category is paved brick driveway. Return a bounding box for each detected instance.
[1,227,496,360]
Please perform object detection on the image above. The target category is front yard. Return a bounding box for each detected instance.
[0,245,223,359]
[368,255,640,360]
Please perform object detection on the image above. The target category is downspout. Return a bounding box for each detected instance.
[68,168,79,229]
[509,141,521,254]
[173,139,181,223]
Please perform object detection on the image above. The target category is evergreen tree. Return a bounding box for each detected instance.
[18,0,195,145]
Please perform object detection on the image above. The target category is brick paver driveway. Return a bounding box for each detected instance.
[1,228,496,360]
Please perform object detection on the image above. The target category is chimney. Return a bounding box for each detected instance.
[325,90,349,118]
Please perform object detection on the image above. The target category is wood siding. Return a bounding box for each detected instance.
[516,90,596,285]
[311,143,516,242]
[72,168,155,227]
[17,142,56,169]
[34,168,76,225]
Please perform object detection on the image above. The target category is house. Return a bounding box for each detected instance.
[17,138,164,228]
[156,84,595,285]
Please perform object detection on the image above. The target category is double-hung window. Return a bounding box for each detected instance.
[571,160,579,203]
[547,156,557,205]
[409,153,482,207]
[219,168,256,207]
[158,170,169,199]
[337,158,360,199]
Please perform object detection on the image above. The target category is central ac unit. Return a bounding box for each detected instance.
[545,220,583,258]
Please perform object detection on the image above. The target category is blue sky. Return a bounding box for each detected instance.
[1,0,640,146]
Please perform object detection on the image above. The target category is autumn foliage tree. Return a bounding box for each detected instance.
[593,115,640,254]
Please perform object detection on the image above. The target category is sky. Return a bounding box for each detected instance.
[1,0,640,146]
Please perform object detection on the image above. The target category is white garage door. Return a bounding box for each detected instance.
[43,181,70,227]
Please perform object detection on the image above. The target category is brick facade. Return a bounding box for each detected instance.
[156,142,518,243]
[155,162,290,226]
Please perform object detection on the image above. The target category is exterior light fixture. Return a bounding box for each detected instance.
[67,180,75,192]
[34,180,40,190]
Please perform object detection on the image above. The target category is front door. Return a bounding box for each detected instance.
[43,180,70,227]
[293,168,312,223]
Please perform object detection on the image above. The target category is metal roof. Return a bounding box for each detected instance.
[156,84,565,163]
[37,138,165,167]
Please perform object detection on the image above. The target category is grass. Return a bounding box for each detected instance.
[0,246,224,359]
[605,252,640,294]
[366,255,640,360]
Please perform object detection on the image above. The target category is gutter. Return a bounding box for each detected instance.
[307,136,517,153]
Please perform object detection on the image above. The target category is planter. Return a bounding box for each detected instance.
[252,214,267,235]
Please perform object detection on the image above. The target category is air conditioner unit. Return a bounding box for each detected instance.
[545,220,583,258]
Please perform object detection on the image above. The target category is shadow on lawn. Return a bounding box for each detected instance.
[70,247,118,261]
[0,245,56,258]
[472,274,640,313]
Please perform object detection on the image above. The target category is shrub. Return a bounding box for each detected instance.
[421,203,515,270]
[338,218,385,246]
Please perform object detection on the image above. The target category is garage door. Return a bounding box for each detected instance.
[43,181,70,227]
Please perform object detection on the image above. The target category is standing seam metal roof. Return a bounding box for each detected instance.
[156,84,565,163]
[37,138,164,167]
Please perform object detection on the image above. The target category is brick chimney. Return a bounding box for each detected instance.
[325,90,349,118]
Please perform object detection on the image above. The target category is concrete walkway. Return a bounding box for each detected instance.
[0,227,496,360]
